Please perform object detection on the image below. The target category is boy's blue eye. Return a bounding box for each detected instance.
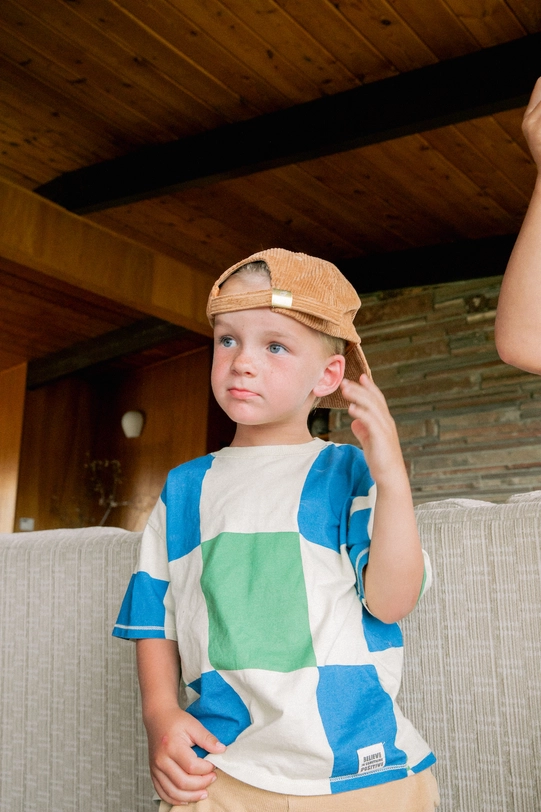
[269,343,287,354]
[219,336,236,348]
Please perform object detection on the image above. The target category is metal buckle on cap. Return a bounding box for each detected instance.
[271,289,293,308]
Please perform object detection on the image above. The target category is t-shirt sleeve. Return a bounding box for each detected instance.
[112,496,177,640]
[345,457,433,612]
[418,549,433,601]
[345,474,377,607]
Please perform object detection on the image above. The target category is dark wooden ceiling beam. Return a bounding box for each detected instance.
[26,317,186,389]
[35,34,541,215]
[338,233,516,294]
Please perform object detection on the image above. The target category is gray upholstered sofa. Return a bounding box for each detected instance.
[1,492,540,811]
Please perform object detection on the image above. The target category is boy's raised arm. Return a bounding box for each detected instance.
[340,375,424,624]
[136,638,226,806]
[495,76,541,375]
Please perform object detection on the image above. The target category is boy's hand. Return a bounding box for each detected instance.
[340,374,424,623]
[523,76,541,167]
[340,374,406,487]
[146,705,226,806]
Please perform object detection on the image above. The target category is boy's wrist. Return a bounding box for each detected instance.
[371,463,411,495]
[142,698,183,732]
[141,689,183,720]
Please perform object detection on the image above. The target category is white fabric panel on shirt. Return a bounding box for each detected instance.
[391,702,433,769]
[350,483,376,540]
[298,534,372,666]
[169,548,212,685]
[136,500,170,581]
[199,446,323,540]
[208,667,333,795]
[370,648,404,699]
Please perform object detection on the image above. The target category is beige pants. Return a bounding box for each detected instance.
[159,767,440,811]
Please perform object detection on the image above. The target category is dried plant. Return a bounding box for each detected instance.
[84,457,129,526]
[51,456,153,528]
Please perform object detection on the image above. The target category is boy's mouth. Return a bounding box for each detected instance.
[228,387,259,399]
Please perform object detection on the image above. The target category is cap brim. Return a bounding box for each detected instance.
[318,343,371,410]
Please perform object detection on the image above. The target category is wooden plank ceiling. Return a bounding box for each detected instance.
[0,0,540,377]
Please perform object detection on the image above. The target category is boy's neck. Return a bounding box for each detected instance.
[230,423,315,447]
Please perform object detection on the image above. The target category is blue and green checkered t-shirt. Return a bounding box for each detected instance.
[113,438,435,795]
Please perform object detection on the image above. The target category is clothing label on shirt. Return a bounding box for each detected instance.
[357,743,386,774]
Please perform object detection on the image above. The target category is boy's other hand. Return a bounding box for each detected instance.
[146,705,226,806]
[523,76,541,168]
[340,374,406,487]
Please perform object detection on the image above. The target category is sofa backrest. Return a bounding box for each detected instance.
[0,526,150,812]
[402,491,541,812]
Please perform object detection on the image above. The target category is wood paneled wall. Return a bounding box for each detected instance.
[15,346,211,532]
[15,375,97,530]
[0,363,27,532]
[93,346,211,531]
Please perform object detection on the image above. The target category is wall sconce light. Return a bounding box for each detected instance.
[121,410,145,438]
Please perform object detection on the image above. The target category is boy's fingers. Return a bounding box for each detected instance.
[204,736,227,754]
[174,749,215,777]
[350,418,369,441]
[187,719,226,755]
[155,779,210,807]
[152,759,216,801]
[340,376,368,400]
[341,372,378,393]
[154,740,215,780]
[341,376,387,412]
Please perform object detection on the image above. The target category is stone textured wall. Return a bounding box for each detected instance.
[329,275,541,504]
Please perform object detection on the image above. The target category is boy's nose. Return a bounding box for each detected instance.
[231,348,257,374]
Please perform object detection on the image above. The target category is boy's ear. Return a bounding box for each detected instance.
[313,355,346,399]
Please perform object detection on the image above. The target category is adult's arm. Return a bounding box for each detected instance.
[495,77,541,375]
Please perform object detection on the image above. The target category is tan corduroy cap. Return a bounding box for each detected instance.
[207,248,370,409]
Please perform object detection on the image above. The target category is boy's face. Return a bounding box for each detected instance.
[211,273,339,444]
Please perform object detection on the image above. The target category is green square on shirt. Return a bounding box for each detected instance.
[200,532,316,672]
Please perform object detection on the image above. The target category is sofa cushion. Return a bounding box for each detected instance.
[401,492,541,811]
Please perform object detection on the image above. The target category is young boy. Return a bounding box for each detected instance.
[113,248,439,811]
